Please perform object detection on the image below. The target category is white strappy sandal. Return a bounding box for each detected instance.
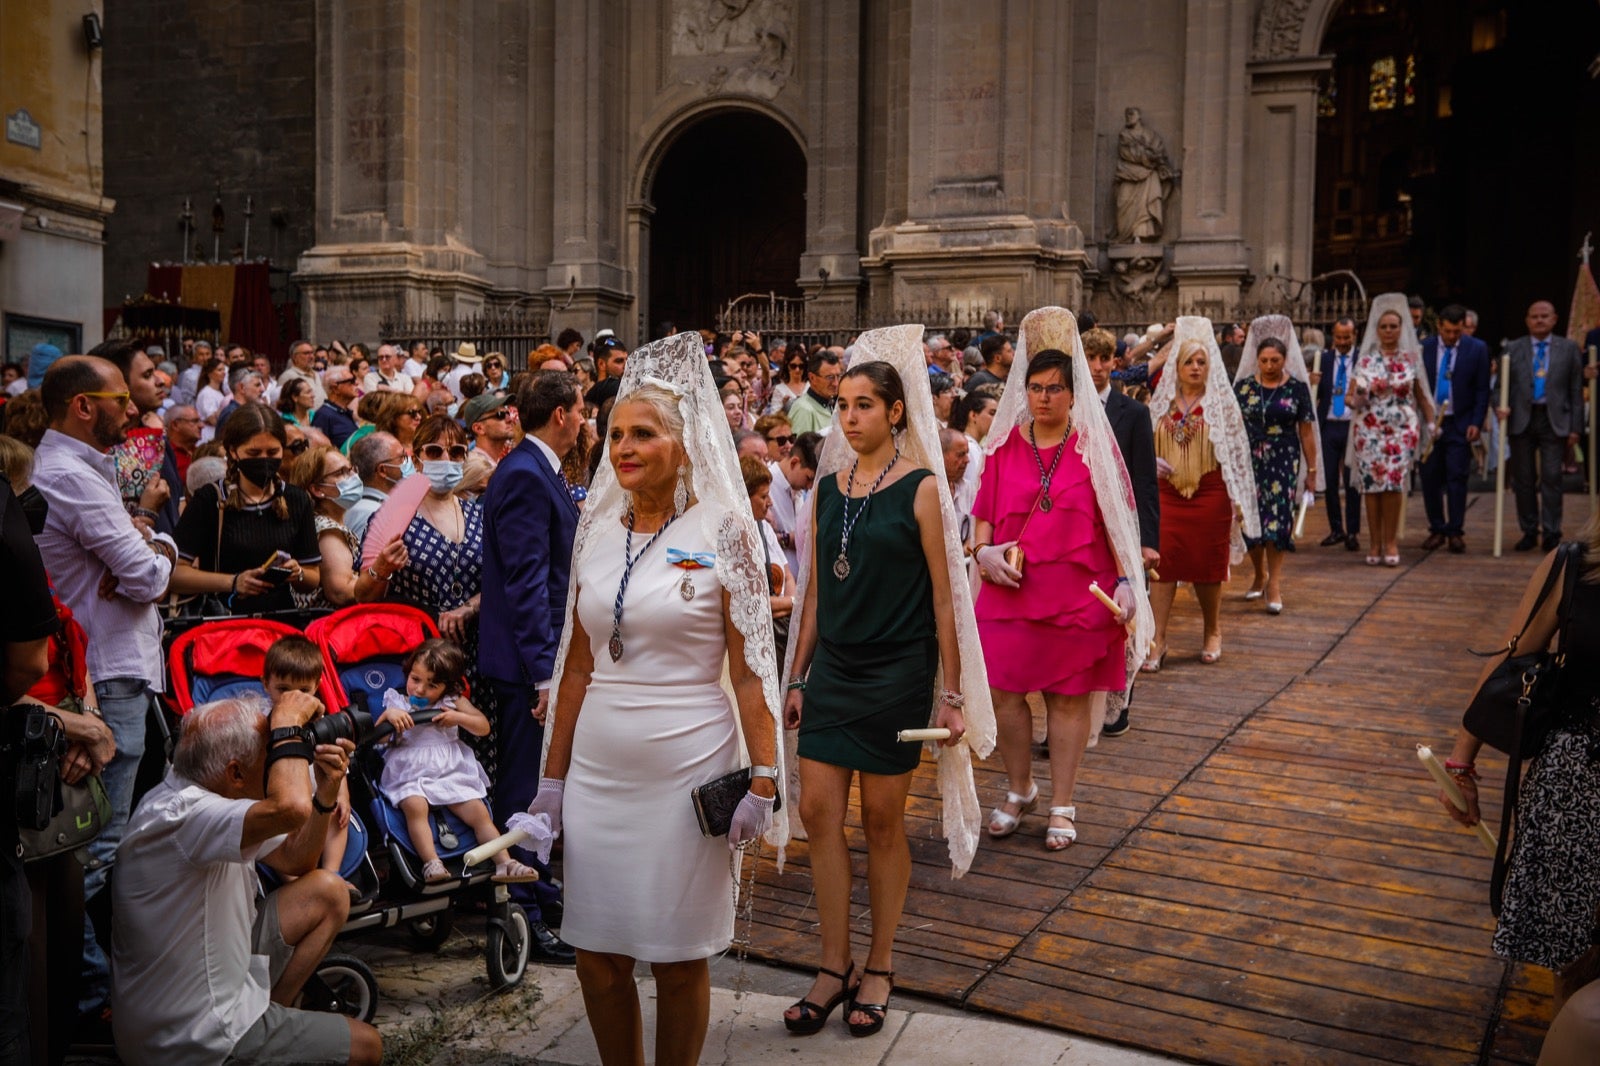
[1045,806,1078,851]
[986,782,1039,838]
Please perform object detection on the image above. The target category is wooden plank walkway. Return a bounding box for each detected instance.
[748,489,1591,1064]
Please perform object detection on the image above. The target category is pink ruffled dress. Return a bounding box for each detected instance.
[973,430,1126,696]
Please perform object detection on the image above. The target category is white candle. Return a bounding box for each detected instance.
[1311,349,1321,378]
[1416,745,1497,853]
[1089,581,1122,617]
[897,727,953,742]
[463,828,530,868]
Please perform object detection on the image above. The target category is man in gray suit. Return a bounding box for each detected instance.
[1499,300,1583,551]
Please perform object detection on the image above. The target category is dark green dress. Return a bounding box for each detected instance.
[799,467,938,775]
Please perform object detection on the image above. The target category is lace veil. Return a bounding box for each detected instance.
[781,324,996,877]
[542,332,789,855]
[1149,316,1262,544]
[1358,291,1436,421]
[984,307,1155,672]
[1235,314,1326,494]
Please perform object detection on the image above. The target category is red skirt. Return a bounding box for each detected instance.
[1158,469,1232,583]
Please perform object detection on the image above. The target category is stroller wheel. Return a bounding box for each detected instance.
[303,954,379,1023]
[408,908,455,951]
[487,906,531,989]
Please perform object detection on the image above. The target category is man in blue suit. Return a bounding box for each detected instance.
[479,371,586,964]
[1419,305,1491,553]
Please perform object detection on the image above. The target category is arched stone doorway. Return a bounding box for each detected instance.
[645,110,807,337]
[1309,0,1600,338]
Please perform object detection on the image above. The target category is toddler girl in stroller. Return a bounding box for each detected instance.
[375,638,537,885]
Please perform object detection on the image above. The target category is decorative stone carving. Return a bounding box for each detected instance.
[1108,246,1172,309]
[1251,0,1314,60]
[672,0,794,100]
[1113,108,1178,244]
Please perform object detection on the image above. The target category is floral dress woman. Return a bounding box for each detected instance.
[1350,350,1421,493]
[1235,377,1314,551]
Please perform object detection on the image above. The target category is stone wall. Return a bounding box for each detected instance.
[101,0,316,309]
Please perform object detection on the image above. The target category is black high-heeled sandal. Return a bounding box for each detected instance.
[783,961,856,1035]
[846,967,895,1037]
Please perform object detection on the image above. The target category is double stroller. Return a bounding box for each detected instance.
[166,604,532,1021]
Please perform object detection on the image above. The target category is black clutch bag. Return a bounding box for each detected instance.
[690,767,782,838]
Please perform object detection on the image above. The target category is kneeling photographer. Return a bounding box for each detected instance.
[110,689,381,1065]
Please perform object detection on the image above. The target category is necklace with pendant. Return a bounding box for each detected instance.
[1027,419,1068,512]
[1169,395,1204,446]
[833,446,900,581]
[609,507,680,662]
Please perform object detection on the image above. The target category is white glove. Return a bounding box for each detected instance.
[728,791,776,851]
[525,777,565,840]
[1155,457,1174,480]
[504,811,557,864]
[1112,580,1136,624]
[975,542,1022,588]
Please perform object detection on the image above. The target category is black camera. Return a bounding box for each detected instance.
[7,706,66,831]
[298,710,374,747]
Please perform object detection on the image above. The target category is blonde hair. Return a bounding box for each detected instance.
[614,384,693,494]
[0,434,34,487]
[1175,339,1209,368]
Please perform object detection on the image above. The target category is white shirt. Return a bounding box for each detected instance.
[278,365,326,408]
[111,771,286,1064]
[174,364,202,406]
[765,460,803,574]
[6,377,27,398]
[443,363,477,398]
[364,369,414,394]
[960,437,984,505]
[403,357,428,380]
[529,433,563,475]
[33,429,174,689]
[345,485,389,545]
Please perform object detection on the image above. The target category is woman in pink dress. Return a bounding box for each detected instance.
[972,318,1142,852]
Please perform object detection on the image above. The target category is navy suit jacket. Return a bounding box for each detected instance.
[1104,389,1160,552]
[478,438,578,688]
[1421,334,1491,431]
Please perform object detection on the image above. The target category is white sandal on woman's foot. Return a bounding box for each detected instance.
[986,782,1039,838]
[1045,807,1077,851]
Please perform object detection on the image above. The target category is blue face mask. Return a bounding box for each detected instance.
[398,456,416,480]
[422,459,464,494]
[328,473,363,511]
[408,694,431,711]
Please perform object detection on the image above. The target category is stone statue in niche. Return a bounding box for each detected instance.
[672,0,793,100]
[1113,108,1179,243]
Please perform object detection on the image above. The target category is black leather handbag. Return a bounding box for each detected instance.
[690,767,782,838]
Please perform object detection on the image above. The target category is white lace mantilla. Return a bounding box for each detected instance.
[1150,316,1263,557]
[984,307,1155,674]
[1236,313,1326,494]
[782,323,996,878]
[542,333,789,860]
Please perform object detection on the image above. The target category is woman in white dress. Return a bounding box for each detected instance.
[526,333,786,1066]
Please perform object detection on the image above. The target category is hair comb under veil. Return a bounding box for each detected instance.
[781,324,996,878]
[1150,316,1263,555]
[541,332,789,857]
[984,307,1155,675]
[1235,314,1326,495]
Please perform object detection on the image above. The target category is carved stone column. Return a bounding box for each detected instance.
[1170,0,1252,305]
[295,0,492,344]
[1244,55,1332,293]
[798,0,863,325]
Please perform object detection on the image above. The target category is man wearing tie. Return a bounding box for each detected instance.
[1502,300,1584,551]
[1312,317,1362,550]
[478,371,586,964]
[1419,306,1490,553]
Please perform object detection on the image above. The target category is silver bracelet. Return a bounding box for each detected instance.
[940,689,965,708]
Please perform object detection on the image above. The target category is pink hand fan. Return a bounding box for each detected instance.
[360,473,431,569]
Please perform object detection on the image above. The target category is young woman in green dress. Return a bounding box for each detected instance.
[781,362,968,1037]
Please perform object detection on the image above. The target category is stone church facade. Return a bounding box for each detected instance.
[104,0,1350,348]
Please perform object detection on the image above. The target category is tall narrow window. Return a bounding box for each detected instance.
[1368,56,1397,111]
[1318,77,1338,118]
[1403,54,1417,107]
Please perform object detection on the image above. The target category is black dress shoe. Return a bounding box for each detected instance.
[1320,532,1345,547]
[1345,535,1361,551]
[1421,532,1446,551]
[1447,535,1466,554]
[1515,533,1539,552]
[528,919,577,964]
[541,897,564,929]
[1543,534,1562,551]
[1102,703,1131,737]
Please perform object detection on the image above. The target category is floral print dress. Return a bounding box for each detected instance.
[1350,350,1421,494]
[1236,377,1314,551]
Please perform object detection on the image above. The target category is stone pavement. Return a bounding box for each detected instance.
[362,919,1181,1065]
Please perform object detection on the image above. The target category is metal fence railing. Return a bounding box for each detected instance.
[377,310,551,371]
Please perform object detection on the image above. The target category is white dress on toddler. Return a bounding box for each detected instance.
[377,689,491,807]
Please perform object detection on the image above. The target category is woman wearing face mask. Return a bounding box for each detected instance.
[286,444,396,608]
[171,403,322,614]
[354,415,485,655]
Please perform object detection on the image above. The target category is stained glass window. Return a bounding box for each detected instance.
[1368,56,1397,112]
[1318,78,1338,118]
[1403,54,1417,107]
